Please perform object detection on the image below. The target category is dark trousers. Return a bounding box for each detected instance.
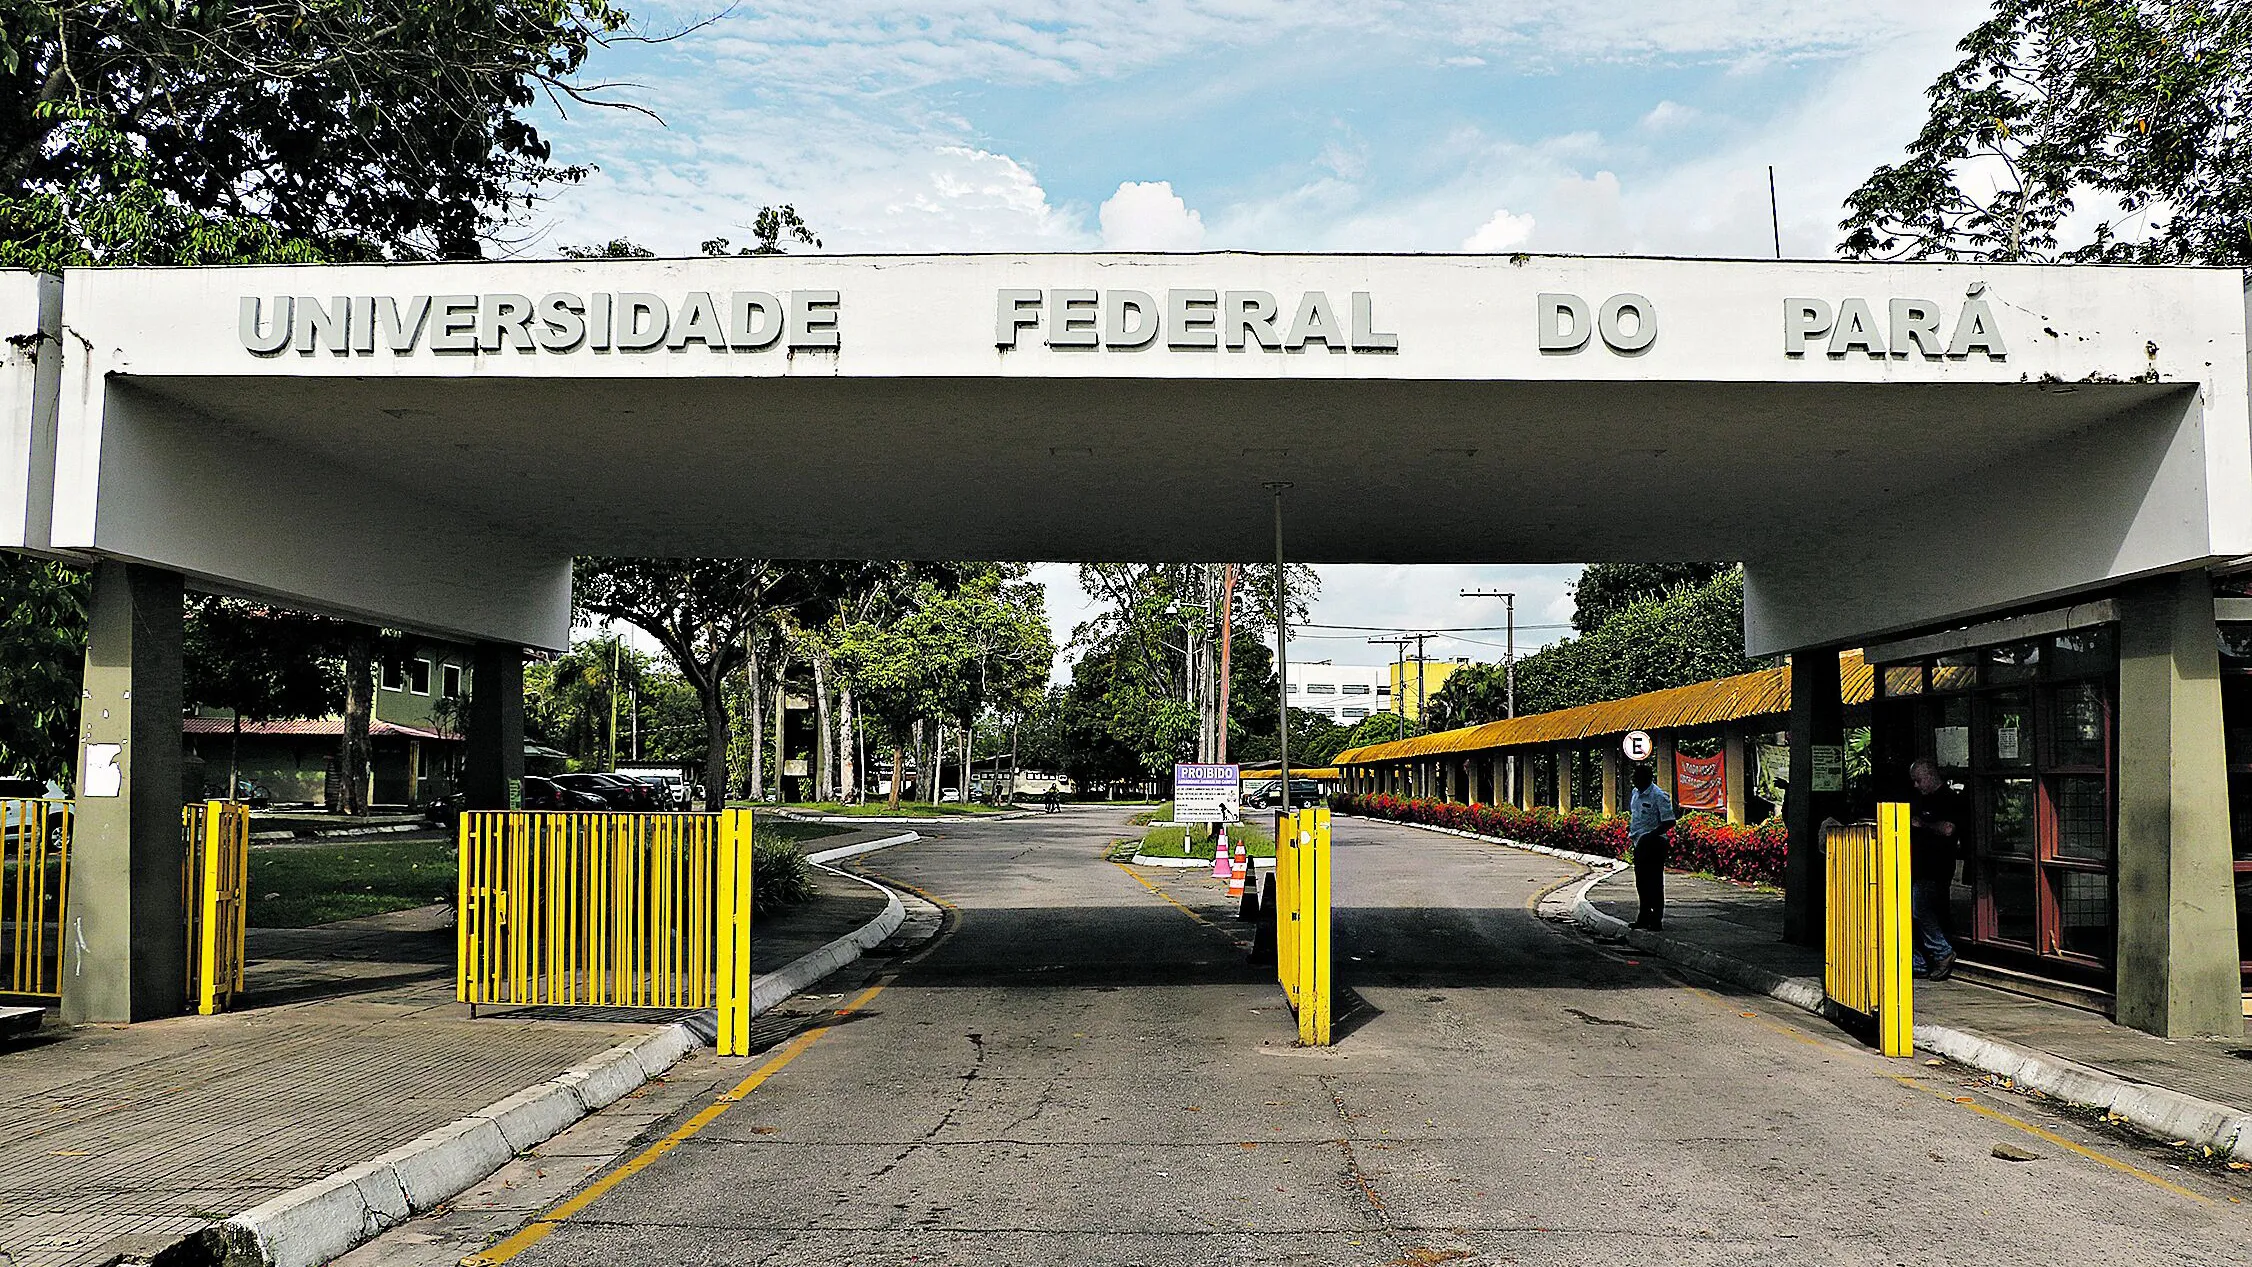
[1634,830,1669,927]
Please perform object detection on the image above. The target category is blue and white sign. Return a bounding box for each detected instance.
[1173,763,1242,824]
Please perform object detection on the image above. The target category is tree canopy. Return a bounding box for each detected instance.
[1568,563,1730,635]
[0,0,638,260]
[1512,570,1759,718]
[1841,0,2252,264]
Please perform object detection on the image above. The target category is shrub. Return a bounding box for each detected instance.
[1333,790,1781,886]
[753,835,816,916]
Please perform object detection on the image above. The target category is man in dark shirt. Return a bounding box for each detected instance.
[1907,758,1965,981]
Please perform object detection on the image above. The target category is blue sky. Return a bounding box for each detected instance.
[536,0,1990,669]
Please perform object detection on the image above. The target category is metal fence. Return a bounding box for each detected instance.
[183,800,252,1014]
[458,809,756,1054]
[1823,804,1912,1056]
[1274,806,1333,1046]
[1,799,71,1001]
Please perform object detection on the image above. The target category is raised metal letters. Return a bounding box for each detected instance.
[1783,295,2006,360]
[239,290,845,356]
[996,288,1395,352]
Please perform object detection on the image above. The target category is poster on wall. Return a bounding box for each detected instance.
[1676,752,1726,810]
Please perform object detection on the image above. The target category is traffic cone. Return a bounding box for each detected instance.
[1227,840,1247,900]
[1210,825,1232,878]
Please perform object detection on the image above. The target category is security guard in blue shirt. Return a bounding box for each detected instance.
[1626,763,1677,931]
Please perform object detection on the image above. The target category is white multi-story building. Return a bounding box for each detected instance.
[1286,661,1391,725]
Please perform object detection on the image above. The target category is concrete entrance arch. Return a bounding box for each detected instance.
[5,254,2245,1034]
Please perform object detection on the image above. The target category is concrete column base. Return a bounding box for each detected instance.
[63,562,187,1024]
[2115,570,2242,1038]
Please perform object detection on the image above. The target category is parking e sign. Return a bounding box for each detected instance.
[1622,730,1653,762]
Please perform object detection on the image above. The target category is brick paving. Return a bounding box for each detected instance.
[0,827,902,1267]
[1588,868,2252,1113]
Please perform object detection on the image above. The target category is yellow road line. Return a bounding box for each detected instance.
[461,980,891,1266]
[1111,859,1227,931]
[1887,1073,2210,1204]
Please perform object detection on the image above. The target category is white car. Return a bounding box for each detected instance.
[0,778,68,851]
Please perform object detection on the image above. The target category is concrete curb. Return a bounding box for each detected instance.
[210,1026,697,1267]
[1554,873,2252,1163]
[249,822,426,843]
[207,831,927,1267]
[746,832,920,1016]
[1331,812,1631,874]
[1128,853,1276,870]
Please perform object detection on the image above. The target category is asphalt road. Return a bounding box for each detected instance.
[500,809,2252,1266]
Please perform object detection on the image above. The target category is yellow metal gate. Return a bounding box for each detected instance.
[1,799,70,1001]
[184,800,251,1014]
[1823,803,1913,1056]
[1274,807,1333,1046]
[458,808,757,1055]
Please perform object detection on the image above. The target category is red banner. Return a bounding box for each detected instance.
[1675,752,1726,810]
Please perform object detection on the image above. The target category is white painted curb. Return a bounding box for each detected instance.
[1558,877,2252,1163]
[1332,811,1630,873]
[1128,853,1276,871]
[211,1025,698,1267]
[743,832,921,1016]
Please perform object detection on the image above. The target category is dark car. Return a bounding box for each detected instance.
[1244,778,1326,810]
[523,775,610,810]
[551,772,659,810]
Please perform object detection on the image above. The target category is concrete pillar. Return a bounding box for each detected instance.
[1556,746,1575,811]
[1651,732,1678,800]
[65,563,186,1024]
[1600,746,1622,815]
[1516,754,1533,808]
[1723,727,1749,824]
[1785,648,1845,947]
[1492,756,1506,806]
[2115,571,2243,1038]
[465,641,525,810]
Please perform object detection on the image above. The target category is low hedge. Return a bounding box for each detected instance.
[1331,791,1787,887]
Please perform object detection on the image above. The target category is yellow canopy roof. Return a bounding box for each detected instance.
[1334,651,1870,767]
[1238,767,1340,780]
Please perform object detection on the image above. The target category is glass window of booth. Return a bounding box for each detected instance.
[2215,624,2252,984]
[1871,626,2117,989]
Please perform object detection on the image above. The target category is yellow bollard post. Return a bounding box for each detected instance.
[1876,802,1915,1057]
[196,800,225,1015]
[715,807,755,1056]
[1299,807,1332,1046]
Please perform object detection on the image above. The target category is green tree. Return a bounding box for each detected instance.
[0,557,85,785]
[834,586,959,810]
[1840,0,2252,264]
[1569,562,1730,634]
[0,1,637,259]
[1512,570,1759,717]
[1424,662,1512,729]
[183,597,347,793]
[918,572,1052,801]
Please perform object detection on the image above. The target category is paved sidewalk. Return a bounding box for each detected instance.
[0,827,905,1267]
[1587,869,2252,1114]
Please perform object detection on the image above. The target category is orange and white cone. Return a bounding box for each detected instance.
[1227,840,1248,900]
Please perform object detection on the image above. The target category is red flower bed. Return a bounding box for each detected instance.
[1332,791,1785,887]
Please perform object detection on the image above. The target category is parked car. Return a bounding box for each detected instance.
[551,772,660,810]
[0,777,67,849]
[618,769,693,809]
[522,775,609,810]
[1243,778,1326,810]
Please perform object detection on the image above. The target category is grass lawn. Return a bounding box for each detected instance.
[1133,816,1277,861]
[249,836,457,928]
[249,822,852,928]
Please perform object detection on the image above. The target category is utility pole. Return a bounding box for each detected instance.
[1368,637,1409,737]
[1461,588,1517,804]
[1459,589,1517,718]
[1217,564,1235,763]
[607,630,620,772]
[1265,483,1293,815]
[1412,631,1430,734]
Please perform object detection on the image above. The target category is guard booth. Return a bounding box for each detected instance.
[457,807,758,1055]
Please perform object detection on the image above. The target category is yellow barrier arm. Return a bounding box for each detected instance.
[196,800,224,1015]
[716,807,755,1055]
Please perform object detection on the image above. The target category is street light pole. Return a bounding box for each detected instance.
[1265,482,1293,816]
[1459,589,1517,718]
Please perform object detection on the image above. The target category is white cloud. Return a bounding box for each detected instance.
[1441,55,1487,68]
[1640,100,1696,130]
[1098,181,1207,251]
[1463,208,1536,252]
